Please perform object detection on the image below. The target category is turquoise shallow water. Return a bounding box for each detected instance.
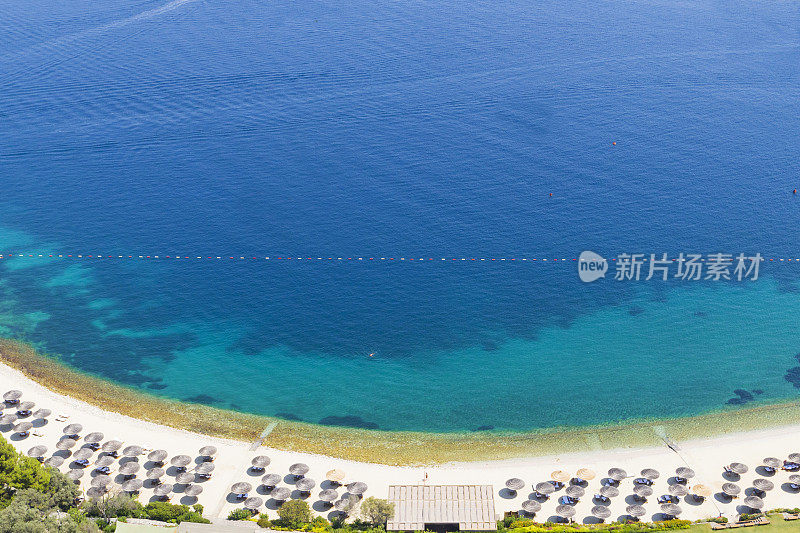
[1,0,800,432]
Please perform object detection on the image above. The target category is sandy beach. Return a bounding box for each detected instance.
[2,361,800,524]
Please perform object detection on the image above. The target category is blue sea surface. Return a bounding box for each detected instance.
[1,0,800,432]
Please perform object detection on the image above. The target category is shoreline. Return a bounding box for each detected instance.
[4,338,800,465]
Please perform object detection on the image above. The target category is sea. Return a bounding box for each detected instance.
[0,0,799,433]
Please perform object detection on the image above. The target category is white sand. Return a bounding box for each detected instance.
[2,362,798,523]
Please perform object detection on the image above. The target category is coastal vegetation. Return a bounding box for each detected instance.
[499,517,691,533]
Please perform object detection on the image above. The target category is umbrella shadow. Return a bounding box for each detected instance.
[165,466,182,477]
[582,517,603,525]
[32,419,48,428]
[143,461,161,470]
[54,450,72,459]
[144,479,161,489]
[226,493,245,504]
[312,500,332,513]
[570,479,588,488]
[321,480,340,490]
[743,487,760,497]
[266,498,282,511]
[652,513,671,522]
[685,495,703,506]
[291,490,310,500]
[498,488,517,500]
[10,433,30,442]
[624,495,639,505]
[755,467,775,477]
[256,486,273,496]
[180,495,198,506]
[247,467,264,477]
[723,472,741,482]
[714,493,733,503]
[283,474,299,485]
[781,482,800,493]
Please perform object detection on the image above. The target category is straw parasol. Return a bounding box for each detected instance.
[14,421,32,434]
[122,445,143,457]
[592,506,611,519]
[669,484,688,497]
[555,504,575,519]
[608,468,627,481]
[788,453,800,463]
[67,469,84,480]
[521,500,541,514]
[535,482,555,495]
[73,448,93,461]
[27,445,47,459]
[326,469,345,484]
[296,478,316,492]
[262,473,282,486]
[762,457,781,469]
[119,462,141,476]
[45,456,65,468]
[56,438,77,450]
[752,479,774,492]
[728,463,748,474]
[319,489,339,502]
[334,499,352,512]
[176,472,195,484]
[84,432,104,444]
[722,483,741,496]
[185,484,203,497]
[675,467,695,479]
[626,505,646,517]
[565,485,584,498]
[0,414,18,425]
[102,440,123,454]
[154,484,173,497]
[789,475,800,485]
[198,446,217,459]
[148,449,168,463]
[63,424,82,436]
[91,475,112,488]
[86,487,107,499]
[551,470,570,483]
[661,503,682,516]
[3,390,22,402]
[231,482,253,495]
[505,478,525,491]
[122,479,143,492]
[94,455,115,468]
[31,409,51,419]
[17,401,35,412]
[347,482,368,495]
[272,487,291,501]
[195,462,215,475]
[244,497,263,510]
[289,463,309,477]
[576,468,596,481]
[170,455,191,468]
[640,468,659,480]
[147,467,165,480]
[633,485,652,497]
[599,485,619,498]
[692,485,712,498]
[743,496,764,510]
[251,456,271,469]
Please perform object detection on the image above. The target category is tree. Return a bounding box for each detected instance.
[360,497,395,527]
[277,499,312,529]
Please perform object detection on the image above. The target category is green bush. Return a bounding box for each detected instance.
[143,501,210,523]
[737,513,763,522]
[257,514,272,528]
[508,520,692,533]
[707,517,728,524]
[277,499,313,529]
[228,508,253,521]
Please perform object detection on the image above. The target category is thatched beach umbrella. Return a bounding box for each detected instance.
[505,478,525,492]
[535,482,555,496]
[289,463,309,477]
[83,432,103,444]
[262,473,282,487]
[599,485,619,498]
[551,470,570,483]
[641,468,659,480]
[319,489,338,502]
[170,455,191,468]
[576,468,596,481]
[56,438,76,450]
[147,467,165,480]
[91,475,112,488]
[94,455,115,468]
[565,485,584,498]
[722,483,741,496]
[231,482,252,496]
[198,446,217,460]
[675,467,695,479]
[752,479,774,492]
[661,503,682,516]
[347,482,368,496]
[334,499,351,512]
[3,390,22,403]
[63,424,82,436]
[27,445,47,459]
[185,484,203,497]
[154,483,173,497]
[67,469,84,480]
[251,456,271,470]
[45,456,65,468]
[119,462,141,476]
[122,445,143,458]
[608,468,627,481]
[17,401,35,414]
[555,504,575,519]
[86,487,107,499]
[148,449,168,463]
[13,421,32,434]
[195,462,215,475]
[728,463,748,474]
[669,484,688,497]
[626,505,646,518]
[789,475,800,485]
[0,414,18,425]
[592,506,611,519]
[122,479,143,493]
[692,485,712,498]
[296,478,316,492]
[176,472,194,484]
[743,496,764,510]
[31,409,51,419]
[272,487,291,501]
[633,485,652,497]
[788,453,800,463]
[326,469,345,484]
[244,497,263,511]
[762,457,781,469]
[101,440,123,454]
[73,448,93,461]
[521,500,541,514]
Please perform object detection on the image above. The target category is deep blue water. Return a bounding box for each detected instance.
[1,0,800,432]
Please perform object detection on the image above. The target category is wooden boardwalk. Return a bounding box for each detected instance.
[386,485,496,531]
